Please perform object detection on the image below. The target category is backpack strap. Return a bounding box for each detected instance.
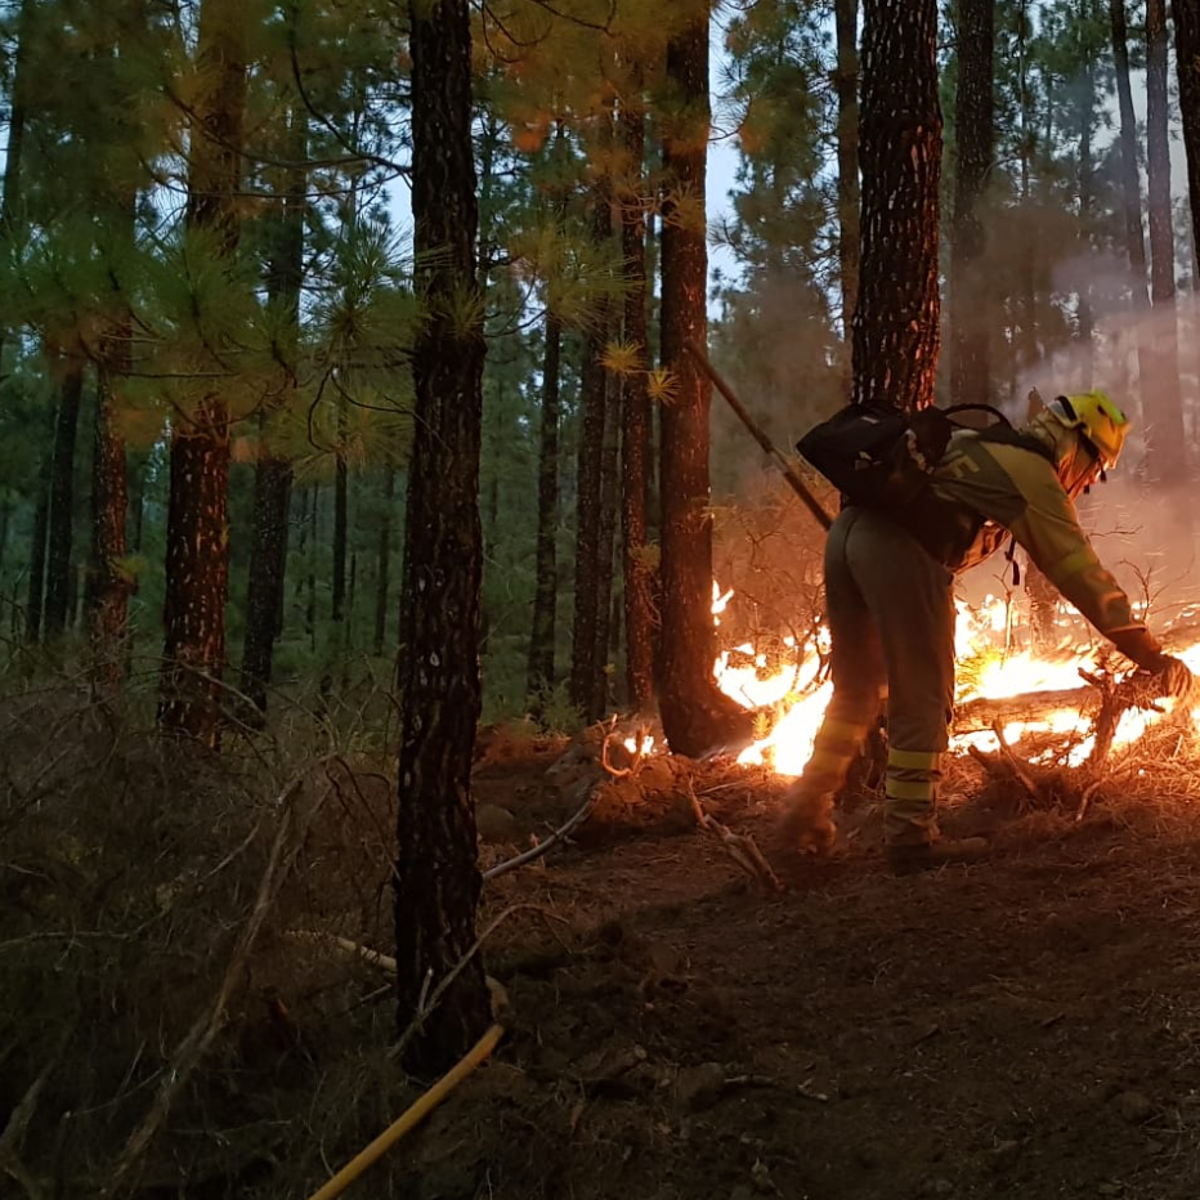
[941,402,1014,430]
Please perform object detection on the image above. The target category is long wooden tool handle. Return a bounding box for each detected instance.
[683,337,833,531]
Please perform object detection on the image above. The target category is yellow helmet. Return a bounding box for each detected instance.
[1046,390,1131,469]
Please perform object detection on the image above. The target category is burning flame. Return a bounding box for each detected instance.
[712,583,1200,777]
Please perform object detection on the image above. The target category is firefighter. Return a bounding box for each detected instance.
[783,391,1194,874]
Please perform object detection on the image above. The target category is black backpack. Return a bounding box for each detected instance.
[796,402,1045,509]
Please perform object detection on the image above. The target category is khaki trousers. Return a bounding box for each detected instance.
[800,507,957,846]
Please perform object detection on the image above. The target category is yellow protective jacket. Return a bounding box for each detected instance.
[921,430,1144,642]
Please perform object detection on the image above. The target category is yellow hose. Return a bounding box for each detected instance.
[304,1023,505,1200]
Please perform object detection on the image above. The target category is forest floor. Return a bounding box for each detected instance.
[440,738,1200,1200]
[7,703,1200,1199]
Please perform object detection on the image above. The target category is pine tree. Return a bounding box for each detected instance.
[240,105,306,718]
[853,0,942,412]
[394,0,491,1076]
[618,87,655,714]
[835,0,860,385]
[1145,0,1187,482]
[1177,0,1200,282]
[159,0,248,744]
[569,140,616,724]
[527,308,562,709]
[657,2,751,756]
[949,0,995,408]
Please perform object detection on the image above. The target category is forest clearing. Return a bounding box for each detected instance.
[6,0,1200,1195]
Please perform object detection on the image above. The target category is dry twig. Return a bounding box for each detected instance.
[599,717,651,779]
[104,765,333,1197]
[686,775,781,893]
[482,786,598,882]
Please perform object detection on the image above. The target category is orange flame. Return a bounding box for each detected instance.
[712,581,1200,777]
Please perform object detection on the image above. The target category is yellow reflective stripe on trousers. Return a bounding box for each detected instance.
[885,777,936,801]
[887,747,939,771]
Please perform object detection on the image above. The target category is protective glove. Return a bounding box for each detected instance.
[1110,627,1166,671]
[1146,656,1194,700]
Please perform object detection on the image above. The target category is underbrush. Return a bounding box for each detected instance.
[0,666,418,1198]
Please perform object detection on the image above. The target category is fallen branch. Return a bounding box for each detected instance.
[104,767,332,1198]
[686,776,781,893]
[286,929,398,973]
[991,720,1041,803]
[482,786,598,882]
[1079,669,1166,772]
[599,717,651,779]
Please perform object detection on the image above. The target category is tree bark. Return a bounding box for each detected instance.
[90,345,131,680]
[1176,0,1200,284]
[834,0,860,397]
[620,98,656,715]
[1145,0,1187,483]
[657,7,752,757]
[332,400,348,622]
[241,107,305,716]
[1111,0,1150,287]
[24,469,49,643]
[852,0,942,412]
[1110,0,1153,427]
[569,175,613,723]
[395,0,491,1078]
[949,0,994,409]
[1077,52,1096,388]
[593,372,620,717]
[526,310,562,708]
[240,456,292,712]
[43,358,85,639]
[159,0,246,745]
[372,463,395,659]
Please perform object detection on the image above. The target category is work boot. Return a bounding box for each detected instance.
[886,837,989,876]
[780,787,837,856]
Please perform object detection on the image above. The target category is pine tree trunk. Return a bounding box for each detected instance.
[620,99,656,715]
[90,349,130,681]
[853,0,942,413]
[1110,0,1153,425]
[373,464,395,659]
[159,0,246,745]
[657,8,753,757]
[43,358,85,639]
[1176,0,1200,283]
[593,374,620,717]
[1078,57,1096,388]
[306,487,318,653]
[240,106,304,716]
[834,0,860,397]
[1145,0,1187,483]
[1111,0,1150,286]
[240,457,292,713]
[949,0,994,409]
[395,0,491,1078]
[332,400,348,622]
[1017,2,1038,373]
[526,311,562,708]
[569,182,613,723]
[25,470,49,643]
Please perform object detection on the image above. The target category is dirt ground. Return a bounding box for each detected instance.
[8,712,1200,1199]
[403,743,1200,1200]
